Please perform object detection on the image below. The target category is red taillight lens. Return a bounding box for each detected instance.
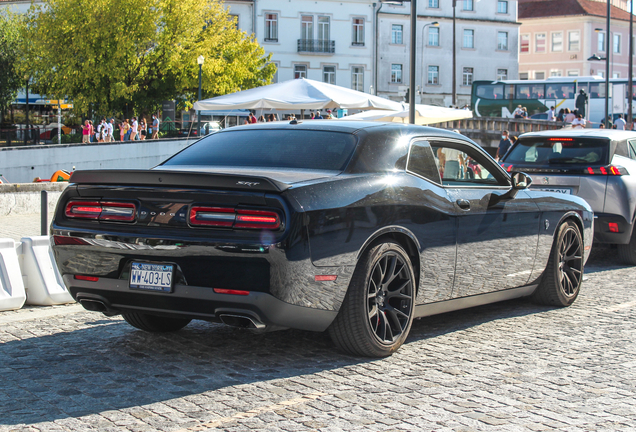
[213,288,250,295]
[315,275,338,282]
[65,201,101,219]
[609,222,619,233]
[585,165,628,176]
[74,275,99,282]
[235,209,281,229]
[189,206,235,227]
[53,235,90,246]
[587,167,595,175]
[65,200,136,222]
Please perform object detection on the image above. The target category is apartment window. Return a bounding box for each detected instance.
[598,32,606,52]
[520,72,529,80]
[463,29,474,48]
[462,67,473,86]
[568,31,580,51]
[497,68,508,80]
[535,33,546,53]
[520,34,530,53]
[598,71,605,78]
[323,66,335,85]
[535,71,545,80]
[551,32,562,52]
[294,64,307,79]
[613,72,621,78]
[264,13,278,41]
[272,62,279,83]
[428,27,440,46]
[318,16,330,41]
[567,70,579,77]
[614,33,621,53]
[352,67,364,91]
[550,70,562,77]
[392,24,403,44]
[497,1,508,13]
[428,66,439,84]
[301,15,313,40]
[463,0,474,11]
[391,64,403,83]
[497,32,508,50]
[352,18,364,46]
[429,0,439,7]
[229,15,239,30]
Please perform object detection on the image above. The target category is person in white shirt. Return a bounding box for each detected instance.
[572,114,587,129]
[105,119,114,142]
[513,105,524,118]
[130,117,139,141]
[547,106,555,121]
[615,114,627,130]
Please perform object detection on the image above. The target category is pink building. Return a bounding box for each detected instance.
[518,0,633,80]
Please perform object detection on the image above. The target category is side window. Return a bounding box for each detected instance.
[407,141,441,184]
[615,141,629,157]
[430,142,507,186]
[628,140,636,160]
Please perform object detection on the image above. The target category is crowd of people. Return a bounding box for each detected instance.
[243,109,337,124]
[80,115,161,143]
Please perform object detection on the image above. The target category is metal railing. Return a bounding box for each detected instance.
[297,39,335,54]
[0,126,42,147]
[431,117,564,134]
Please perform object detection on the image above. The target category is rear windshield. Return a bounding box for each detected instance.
[503,137,609,166]
[162,129,357,171]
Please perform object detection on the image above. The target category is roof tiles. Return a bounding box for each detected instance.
[519,0,633,22]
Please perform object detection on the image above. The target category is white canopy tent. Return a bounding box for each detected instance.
[339,104,473,125]
[193,78,403,111]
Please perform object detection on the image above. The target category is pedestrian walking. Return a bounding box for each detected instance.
[513,105,524,118]
[315,111,323,119]
[151,114,160,139]
[130,117,138,141]
[547,106,556,121]
[248,112,257,124]
[258,115,266,122]
[81,120,91,143]
[496,130,512,160]
[326,109,335,119]
[564,108,576,123]
[106,119,114,142]
[119,120,126,141]
[615,114,627,130]
[140,118,147,140]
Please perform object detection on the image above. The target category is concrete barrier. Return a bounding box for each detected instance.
[20,236,74,305]
[0,138,196,184]
[0,182,68,216]
[0,239,27,311]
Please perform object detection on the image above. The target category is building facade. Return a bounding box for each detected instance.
[518,0,634,80]
[376,0,520,107]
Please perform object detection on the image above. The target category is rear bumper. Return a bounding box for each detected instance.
[593,214,634,244]
[66,275,338,332]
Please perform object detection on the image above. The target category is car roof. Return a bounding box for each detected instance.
[519,129,636,140]
[214,120,468,140]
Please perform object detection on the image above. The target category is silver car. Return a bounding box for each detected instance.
[501,129,636,264]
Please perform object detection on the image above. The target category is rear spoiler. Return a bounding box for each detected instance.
[69,169,290,192]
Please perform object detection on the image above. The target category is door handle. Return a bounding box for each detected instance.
[456,199,471,210]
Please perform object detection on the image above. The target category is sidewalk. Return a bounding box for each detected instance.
[0,213,54,242]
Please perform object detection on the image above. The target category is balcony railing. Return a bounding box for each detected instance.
[297,39,335,54]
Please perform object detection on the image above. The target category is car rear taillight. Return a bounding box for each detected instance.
[74,275,99,282]
[189,206,281,230]
[53,235,90,246]
[235,209,281,229]
[189,206,235,227]
[585,165,629,176]
[65,200,137,222]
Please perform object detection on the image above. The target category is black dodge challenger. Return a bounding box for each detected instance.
[51,121,593,357]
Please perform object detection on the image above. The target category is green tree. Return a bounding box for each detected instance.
[24,0,276,116]
[0,12,24,124]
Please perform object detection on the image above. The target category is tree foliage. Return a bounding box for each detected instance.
[24,0,276,116]
[0,12,25,122]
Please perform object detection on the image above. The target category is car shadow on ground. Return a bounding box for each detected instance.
[584,244,633,274]
[0,294,557,427]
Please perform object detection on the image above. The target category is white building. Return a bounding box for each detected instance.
[376,0,520,107]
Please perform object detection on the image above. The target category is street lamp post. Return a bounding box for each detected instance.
[24,77,29,146]
[420,22,440,96]
[197,55,204,137]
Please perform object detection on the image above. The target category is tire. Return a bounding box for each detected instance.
[122,312,191,332]
[532,221,583,307]
[617,227,636,265]
[328,241,416,357]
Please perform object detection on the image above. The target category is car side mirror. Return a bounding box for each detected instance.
[510,171,533,190]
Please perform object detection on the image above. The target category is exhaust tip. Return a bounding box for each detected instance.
[219,314,266,330]
[79,299,109,312]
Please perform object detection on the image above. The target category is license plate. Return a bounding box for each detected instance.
[535,188,572,194]
[130,262,174,292]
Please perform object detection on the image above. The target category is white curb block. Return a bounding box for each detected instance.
[0,239,27,311]
[20,236,74,306]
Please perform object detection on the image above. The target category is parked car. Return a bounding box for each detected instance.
[51,121,593,357]
[200,121,222,136]
[501,129,636,264]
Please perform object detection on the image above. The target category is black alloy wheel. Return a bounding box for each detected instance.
[328,241,415,357]
[367,252,413,344]
[532,221,583,306]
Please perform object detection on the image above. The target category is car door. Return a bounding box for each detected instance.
[429,139,541,298]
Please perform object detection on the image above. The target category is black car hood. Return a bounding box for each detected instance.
[152,165,339,185]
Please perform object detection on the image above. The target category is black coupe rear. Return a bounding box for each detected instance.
[51,121,594,357]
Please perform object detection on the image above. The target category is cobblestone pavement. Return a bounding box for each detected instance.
[1,245,635,431]
[0,213,54,242]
